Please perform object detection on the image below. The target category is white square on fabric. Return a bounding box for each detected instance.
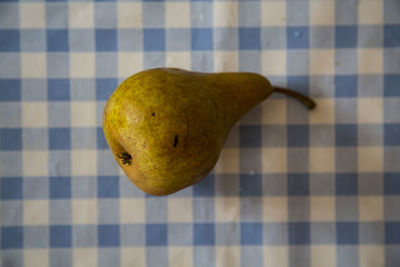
[21,53,47,78]
[358,147,383,172]
[24,200,49,225]
[263,197,288,222]
[214,2,238,27]
[119,198,145,223]
[166,52,191,70]
[309,50,335,75]
[71,150,97,176]
[264,246,288,267]
[22,102,48,127]
[261,2,286,26]
[165,2,190,28]
[359,196,384,221]
[214,51,239,72]
[69,3,94,28]
[359,246,384,267]
[73,248,98,267]
[358,98,383,123]
[310,148,335,173]
[168,198,193,223]
[310,197,335,221]
[70,102,96,127]
[72,199,98,224]
[309,99,334,124]
[23,151,48,176]
[309,1,335,26]
[216,246,240,267]
[215,148,239,174]
[262,50,286,76]
[262,148,287,173]
[215,197,239,222]
[169,247,193,267]
[262,99,287,125]
[358,49,383,74]
[358,0,383,24]
[20,3,45,29]
[311,245,336,267]
[70,53,95,78]
[118,52,143,79]
[24,250,49,267]
[121,248,146,267]
[117,3,143,28]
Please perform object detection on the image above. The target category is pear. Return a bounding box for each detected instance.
[103,68,315,196]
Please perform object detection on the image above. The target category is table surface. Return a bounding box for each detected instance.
[1,0,400,266]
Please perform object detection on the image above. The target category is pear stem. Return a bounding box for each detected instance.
[273,87,316,110]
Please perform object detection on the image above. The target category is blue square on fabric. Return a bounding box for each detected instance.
[335,26,358,48]
[193,174,214,197]
[50,225,72,248]
[384,75,400,96]
[96,78,118,101]
[385,222,400,244]
[239,28,261,50]
[98,176,119,198]
[384,25,400,47]
[0,30,19,51]
[241,223,262,245]
[335,75,357,97]
[287,125,309,147]
[0,79,21,101]
[337,222,359,244]
[287,76,309,96]
[288,174,309,196]
[1,178,22,200]
[240,174,262,196]
[1,226,23,249]
[50,177,71,199]
[143,29,166,51]
[194,223,215,246]
[240,125,261,147]
[98,225,120,247]
[191,28,213,51]
[97,127,108,149]
[287,27,309,49]
[336,173,358,195]
[146,224,167,246]
[47,30,69,52]
[96,29,117,51]
[49,128,71,150]
[336,124,357,146]
[1,128,22,150]
[289,223,310,245]
[385,124,400,146]
[384,173,400,195]
[48,79,70,101]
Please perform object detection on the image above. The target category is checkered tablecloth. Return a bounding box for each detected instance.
[1,0,400,266]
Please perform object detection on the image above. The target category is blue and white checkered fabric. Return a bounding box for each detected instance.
[1,0,400,266]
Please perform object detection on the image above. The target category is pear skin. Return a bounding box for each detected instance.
[103,68,315,196]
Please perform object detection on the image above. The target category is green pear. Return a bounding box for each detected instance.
[103,68,316,196]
